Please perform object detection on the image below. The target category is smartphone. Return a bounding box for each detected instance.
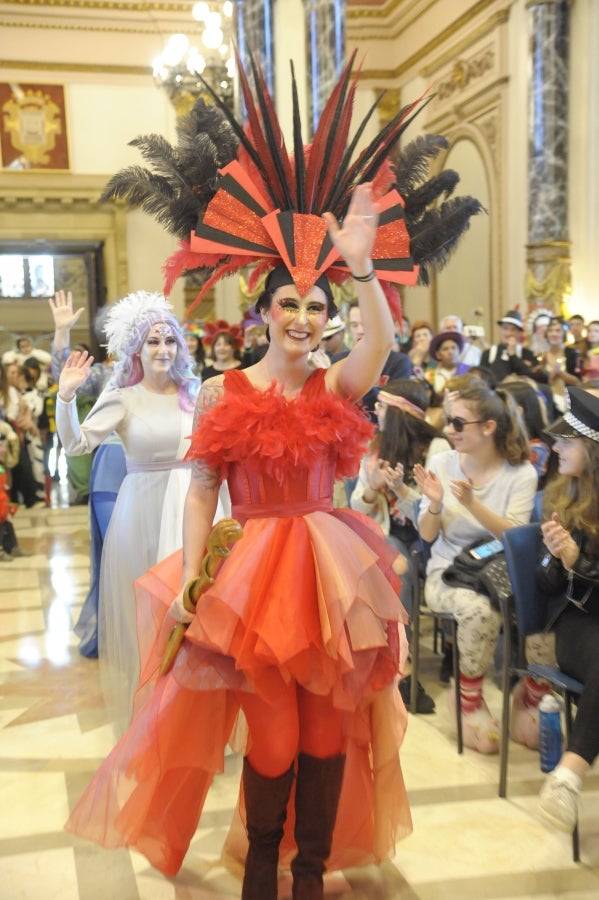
[469,538,503,560]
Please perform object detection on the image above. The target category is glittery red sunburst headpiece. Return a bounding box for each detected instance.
[170,51,424,321]
[102,50,483,323]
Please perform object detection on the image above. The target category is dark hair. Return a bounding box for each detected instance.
[18,365,37,388]
[374,378,444,471]
[465,365,496,389]
[211,331,241,361]
[500,380,548,441]
[547,316,568,336]
[255,265,337,319]
[457,384,530,465]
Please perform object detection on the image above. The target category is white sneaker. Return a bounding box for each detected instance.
[539,772,579,832]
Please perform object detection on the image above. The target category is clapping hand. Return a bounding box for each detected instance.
[541,512,579,570]
[58,350,94,402]
[449,477,474,508]
[413,463,443,506]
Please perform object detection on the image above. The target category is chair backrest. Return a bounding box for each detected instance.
[501,523,545,635]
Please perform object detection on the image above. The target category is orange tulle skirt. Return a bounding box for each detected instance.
[66,507,412,876]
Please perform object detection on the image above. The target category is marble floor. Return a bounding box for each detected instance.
[1,491,598,900]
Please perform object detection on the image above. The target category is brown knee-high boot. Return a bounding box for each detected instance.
[241,757,294,900]
[291,752,346,900]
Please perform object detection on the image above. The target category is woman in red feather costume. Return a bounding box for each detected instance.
[66,185,413,899]
[65,49,483,898]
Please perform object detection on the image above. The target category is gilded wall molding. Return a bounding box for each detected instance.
[435,47,495,101]
[1,1,192,11]
[0,58,150,76]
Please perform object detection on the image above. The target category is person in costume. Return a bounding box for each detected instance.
[200,319,245,380]
[533,387,599,832]
[64,52,482,898]
[56,292,230,732]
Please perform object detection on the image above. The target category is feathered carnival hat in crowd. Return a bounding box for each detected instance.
[101,49,483,322]
[202,319,244,349]
[103,291,177,359]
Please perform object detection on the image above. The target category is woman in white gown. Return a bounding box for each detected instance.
[56,291,230,732]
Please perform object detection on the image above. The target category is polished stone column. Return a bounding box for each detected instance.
[236,0,275,94]
[526,0,572,316]
[304,0,346,135]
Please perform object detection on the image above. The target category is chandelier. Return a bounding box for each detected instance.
[153,1,235,116]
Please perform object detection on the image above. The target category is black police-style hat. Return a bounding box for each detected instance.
[546,386,599,443]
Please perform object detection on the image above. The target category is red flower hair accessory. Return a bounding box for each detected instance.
[202,319,244,350]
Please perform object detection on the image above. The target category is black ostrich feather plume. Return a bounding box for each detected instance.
[100,98,239,239]
[390,133,484,284]
[409,196,485,285]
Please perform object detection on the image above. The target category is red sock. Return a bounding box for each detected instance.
[459,674,484,713]
[524,676,549,709]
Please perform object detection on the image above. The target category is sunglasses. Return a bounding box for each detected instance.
[446,416,485,432]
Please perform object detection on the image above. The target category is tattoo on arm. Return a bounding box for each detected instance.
[193,376,224,431]
[191,375,224,488]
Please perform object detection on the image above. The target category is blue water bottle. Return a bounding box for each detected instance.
[538,693,562,773]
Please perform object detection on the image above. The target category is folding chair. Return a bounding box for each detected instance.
[500,523,583,861]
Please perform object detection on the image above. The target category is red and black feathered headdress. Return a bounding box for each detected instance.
[102,50,483,321]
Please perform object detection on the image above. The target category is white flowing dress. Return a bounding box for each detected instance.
[57,383,230,732]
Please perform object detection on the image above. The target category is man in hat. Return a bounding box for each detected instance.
[320,315,346,359]
[480,309,536,382]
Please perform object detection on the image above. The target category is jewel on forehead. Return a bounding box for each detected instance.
[150,323,173,337]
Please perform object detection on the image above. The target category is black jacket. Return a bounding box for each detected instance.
[536,529,599,628]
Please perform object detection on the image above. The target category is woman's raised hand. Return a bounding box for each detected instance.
[322,183,378,273]
[49,290,85,332]
[58,350,94,402]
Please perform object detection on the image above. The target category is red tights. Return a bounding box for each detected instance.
[237,683,345,778]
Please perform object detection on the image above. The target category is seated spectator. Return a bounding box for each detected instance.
[331,301,411,420]
[501,378,552,488]
[481,310,536,382]
[425,330,471,402]
[581,320,599,381]
[528,311,552,356]
[415,383,537,753]
[531,316,581,412]
[439,313,482,366]
[512,387,599,834]
[567,314,587,352]
[351,378,450,713]
[320,315,346,359]
[408,320,434,377]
